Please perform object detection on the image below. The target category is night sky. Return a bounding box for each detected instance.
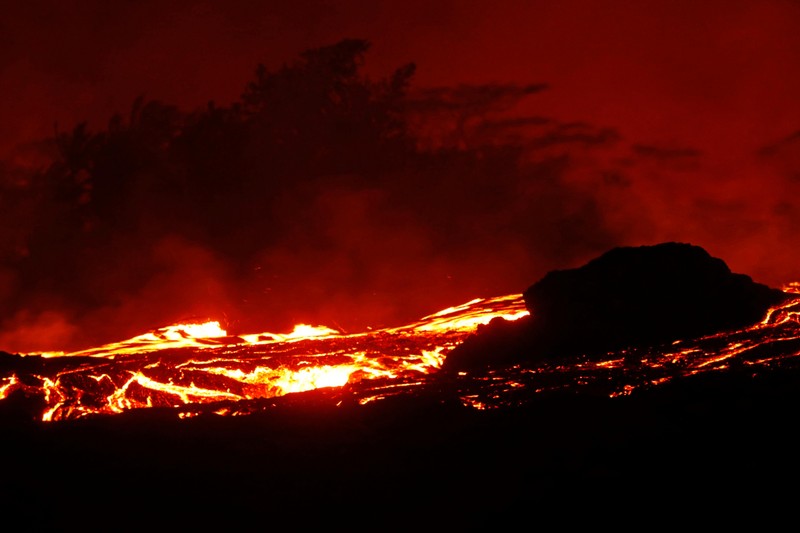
[2,0,800,352]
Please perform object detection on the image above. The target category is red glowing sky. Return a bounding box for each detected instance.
[2,0,800,352]
[4,0,799,160]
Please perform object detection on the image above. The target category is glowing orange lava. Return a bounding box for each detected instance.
[3,286,800,422]
[1,294,529,421]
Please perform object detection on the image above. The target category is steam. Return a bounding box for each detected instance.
[2,30,800,353]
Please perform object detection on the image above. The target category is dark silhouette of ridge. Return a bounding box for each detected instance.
[3,242,800,528]
[442,242,792,372]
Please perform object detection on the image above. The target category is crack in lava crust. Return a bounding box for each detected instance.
[3,286,800,422]
[0,294,529,421]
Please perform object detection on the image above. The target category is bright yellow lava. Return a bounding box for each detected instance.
[6,294,530,421]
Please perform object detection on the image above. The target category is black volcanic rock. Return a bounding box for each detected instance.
[442,242,792,371]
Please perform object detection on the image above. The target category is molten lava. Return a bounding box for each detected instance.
[2,286,800,422]
[0,294,528,421]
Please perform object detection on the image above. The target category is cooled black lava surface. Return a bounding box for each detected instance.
[443,242,792,372]
[4,364,800,529]
[3,242,799,529]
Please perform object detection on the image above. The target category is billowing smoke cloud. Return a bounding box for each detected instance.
[0,40,627,352]
[2,1,800,354]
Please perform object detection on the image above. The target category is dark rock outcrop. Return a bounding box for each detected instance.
[442,242,793,371]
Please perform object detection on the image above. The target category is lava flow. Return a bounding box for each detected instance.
[0,294,528,421]
[3,286,800,423]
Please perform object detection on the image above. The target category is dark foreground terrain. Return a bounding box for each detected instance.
[3,363,800,530]
[4,242,800,529]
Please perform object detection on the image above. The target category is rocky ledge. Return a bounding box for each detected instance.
[442,242,792,372]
